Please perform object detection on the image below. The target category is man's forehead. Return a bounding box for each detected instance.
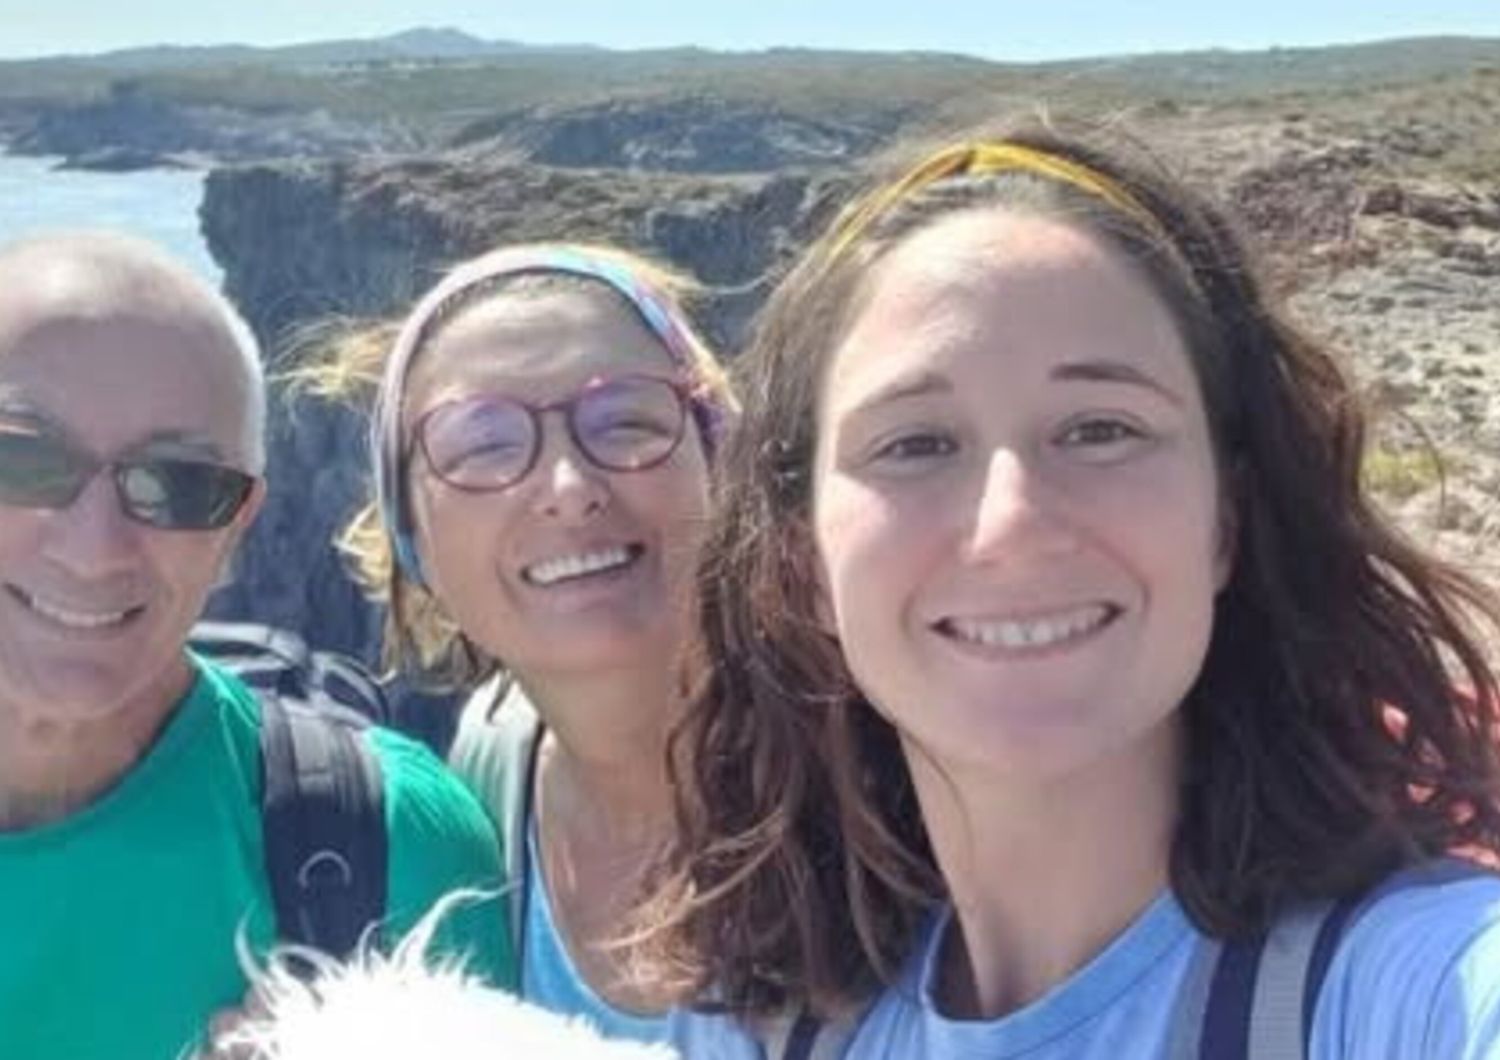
[0,234,250,398]
[0,395,228,455]
[0,235,215,329]
[0,234,265,471]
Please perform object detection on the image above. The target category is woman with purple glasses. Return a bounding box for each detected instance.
[307,243,757,1057]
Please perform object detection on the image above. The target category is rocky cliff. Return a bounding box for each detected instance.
[452,96,902,173]
[13,81,405,168]
[202,153,847,658]
[202,68,1500,662]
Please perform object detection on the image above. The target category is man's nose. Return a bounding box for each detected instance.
[40,471,139,577]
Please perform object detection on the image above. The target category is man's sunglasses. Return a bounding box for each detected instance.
[0,423,256,530]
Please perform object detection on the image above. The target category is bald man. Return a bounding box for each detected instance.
[0,233,513,1060]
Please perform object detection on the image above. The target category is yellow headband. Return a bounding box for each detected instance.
[824,141,1166,261]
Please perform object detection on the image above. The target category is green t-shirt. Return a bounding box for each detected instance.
[0,655,516,1060]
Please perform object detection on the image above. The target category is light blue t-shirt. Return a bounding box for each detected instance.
[522,818,762,1060]
[845,874,1500,1059]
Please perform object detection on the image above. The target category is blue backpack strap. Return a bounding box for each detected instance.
[1301,894,1362,1041]
[1298,857,1499,1035]
[757,1009,812,1060]
[783,1010,825,1060]
[260,693,388,959]
[1195,902,1344,1060]
[1194,856,1498,1060]
[1247,899,1340,1059]
[1199,931,1265,1059]
[1164,936,1223,1058]
[759,1002,868,1060]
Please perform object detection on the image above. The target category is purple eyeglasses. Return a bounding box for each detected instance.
[414,374,696,492]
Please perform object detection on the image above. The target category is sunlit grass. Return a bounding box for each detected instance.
[1363,443,1448,502]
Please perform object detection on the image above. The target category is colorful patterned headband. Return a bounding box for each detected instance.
[824,141,1169,261]
[372,245,727,586]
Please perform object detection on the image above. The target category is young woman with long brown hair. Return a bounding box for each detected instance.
[644,124,1500,1058]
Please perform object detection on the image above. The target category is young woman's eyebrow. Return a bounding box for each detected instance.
[1050,359,1185,406]
[844,371,954,418]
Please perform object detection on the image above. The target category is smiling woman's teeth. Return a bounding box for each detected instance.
[946,604,1114,649]
[525,547,634,587]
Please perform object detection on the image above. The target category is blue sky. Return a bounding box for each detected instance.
[0,1,1497,61]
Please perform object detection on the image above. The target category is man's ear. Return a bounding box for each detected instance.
[237,477,268,531]
[227,477,267,547]
[211,478,268,592]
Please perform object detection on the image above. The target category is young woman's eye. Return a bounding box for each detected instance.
[871,431,958,463]
[1057,418,1147,449]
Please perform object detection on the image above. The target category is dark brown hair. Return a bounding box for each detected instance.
[635,117,1500,1018]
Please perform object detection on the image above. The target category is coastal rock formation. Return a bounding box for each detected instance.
[12,81,407,167]
[453,96,900,173]
[8,64,916,174]
[202,154,846,657]
[202,72,1500,661]
[202,154,844,342]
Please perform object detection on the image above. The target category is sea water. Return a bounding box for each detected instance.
[0,151,218,281]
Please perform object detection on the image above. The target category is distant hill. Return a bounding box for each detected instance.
[1042,35,1500,98]
[22,26,600,70]
[1,31,1497,174]
[4,32,1497,119]
[0,44,1019,165]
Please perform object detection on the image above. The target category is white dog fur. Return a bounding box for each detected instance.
[210,893,678,1060]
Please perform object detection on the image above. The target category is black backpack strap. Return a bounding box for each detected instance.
[260,693,388,958]
[194,621,312,698]
[194,619,390,726]
[308,651,389,727]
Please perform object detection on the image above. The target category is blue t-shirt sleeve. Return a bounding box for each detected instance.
[1312,875,1500,1059]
